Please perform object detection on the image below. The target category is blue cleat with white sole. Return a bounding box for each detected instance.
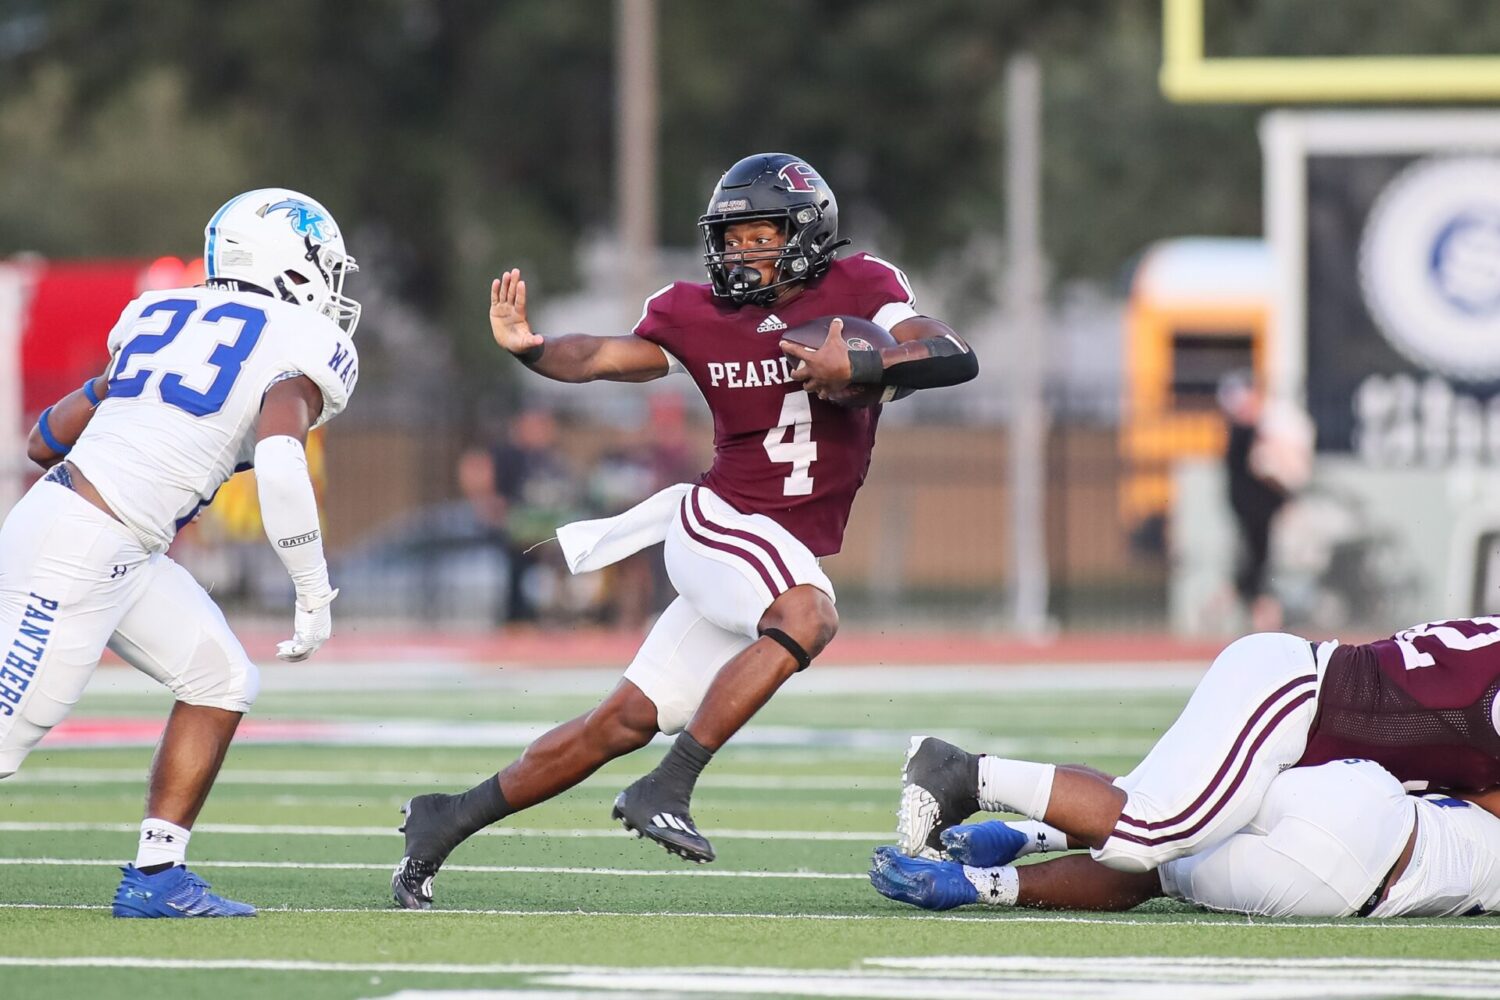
[112,864,256,918]
[941,819,1029,867]
[869,845,977,911]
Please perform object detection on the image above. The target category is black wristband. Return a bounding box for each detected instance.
[515,342,545,366]
[847,348,884,385]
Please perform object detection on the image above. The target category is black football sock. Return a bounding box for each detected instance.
[447,774,514,842]
[650,732,715,802]
[137,862,176,876]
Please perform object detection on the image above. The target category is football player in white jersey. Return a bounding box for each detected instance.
[0,188,359,917]
[872,758,1500,919]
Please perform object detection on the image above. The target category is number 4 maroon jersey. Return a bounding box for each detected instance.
[1299,617,1500,791]
[632,252,918,556]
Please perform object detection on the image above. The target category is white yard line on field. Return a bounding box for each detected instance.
[0,901,1497,931]
[2,955,1500,1000]
[82,663,1205,698]
[29,718,1157,755]
[0,857,865,879]
[0,821,894,840]
[5,768,891,791]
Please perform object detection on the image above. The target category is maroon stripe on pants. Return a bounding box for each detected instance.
[690,488,796,593]
[1115,673,1318,833]
[1109,685,1317,849]
[678,502,784,598]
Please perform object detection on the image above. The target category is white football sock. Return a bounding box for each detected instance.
[977,758,1056,819]
[1007,819,1070,855]
[135,818,190,869]
[963,865,1020,907]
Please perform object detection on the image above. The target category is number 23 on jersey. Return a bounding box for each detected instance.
[109,298,265,418]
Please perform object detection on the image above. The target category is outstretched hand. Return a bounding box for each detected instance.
[490,268,544,355]
[781,317,852,398]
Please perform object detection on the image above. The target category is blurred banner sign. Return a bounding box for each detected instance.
[1263,112,1500,466]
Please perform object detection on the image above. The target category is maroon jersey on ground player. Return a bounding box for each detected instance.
[1298,617,1500,790]
[633,252,918,555]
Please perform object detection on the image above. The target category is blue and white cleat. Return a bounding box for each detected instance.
[941,820,1029,867]
[112,864,257,918]
[869,845,977,911]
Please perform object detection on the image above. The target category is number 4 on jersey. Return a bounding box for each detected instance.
[764,392,817,497]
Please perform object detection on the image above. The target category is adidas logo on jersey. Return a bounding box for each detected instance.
[756,314,788,333]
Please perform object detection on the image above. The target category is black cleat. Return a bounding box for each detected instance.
[611,776,716,864]
[897,735,980,859]
[391,855,438,910]
[392,795,460,910]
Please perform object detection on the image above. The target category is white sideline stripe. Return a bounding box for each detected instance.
[0,821,893,841]
[6,768,890,792]
[0,956,1494,976]
[871,955,1500,974]
[3,957,1500,1000]
[29,717,1157,756]
[0,857,864,880]
[543,970,1500,999]
[0,901,1496,930]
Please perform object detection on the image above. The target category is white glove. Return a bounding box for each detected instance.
[277,588,339,662]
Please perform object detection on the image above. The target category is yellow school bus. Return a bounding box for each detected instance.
[1121,238,1271,536]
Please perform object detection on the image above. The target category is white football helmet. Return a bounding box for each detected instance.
[203,188,361,335]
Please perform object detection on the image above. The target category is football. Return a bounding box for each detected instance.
[779,315,898,408]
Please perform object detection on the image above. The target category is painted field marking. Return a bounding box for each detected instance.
[34,716,1156,756]
[0,857,865,880]
[0,956,1497,1000]
[4,768,894,792]
[870,955,1500,974]
[539,969,1500,1000]
[0,955,1493,976]
[0,821,895,841]
[0,901,1496,931]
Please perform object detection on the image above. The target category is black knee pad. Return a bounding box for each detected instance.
[759,627,813,671]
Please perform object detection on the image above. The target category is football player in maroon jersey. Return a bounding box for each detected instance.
[392,152,977,908]
[896,617,1500,880]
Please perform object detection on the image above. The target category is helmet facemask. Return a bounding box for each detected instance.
[304,238,361,335]
[701,204,832,307]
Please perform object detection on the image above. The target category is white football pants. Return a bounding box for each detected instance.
[1093,632,1322,872]
[623,485,834,734]
[1159,759,1414,917]
[0,479,258,778]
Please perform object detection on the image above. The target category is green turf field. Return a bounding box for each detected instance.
[2,663,1497,1000]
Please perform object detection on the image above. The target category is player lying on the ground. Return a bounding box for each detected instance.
[391,152,978,909]
[896,619,1500,877]
[872,758,1500,917]
[0,188,359,917]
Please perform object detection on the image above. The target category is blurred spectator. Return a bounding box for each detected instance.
[483,409,587,623]
[1218,371,1315,632]
[585,394,702,628]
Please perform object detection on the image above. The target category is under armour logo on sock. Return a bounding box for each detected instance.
[143,831,176,843]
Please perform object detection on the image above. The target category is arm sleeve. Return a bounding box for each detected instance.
[254,435,333,600]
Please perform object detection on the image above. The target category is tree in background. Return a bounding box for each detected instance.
[2,0,1496,393]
